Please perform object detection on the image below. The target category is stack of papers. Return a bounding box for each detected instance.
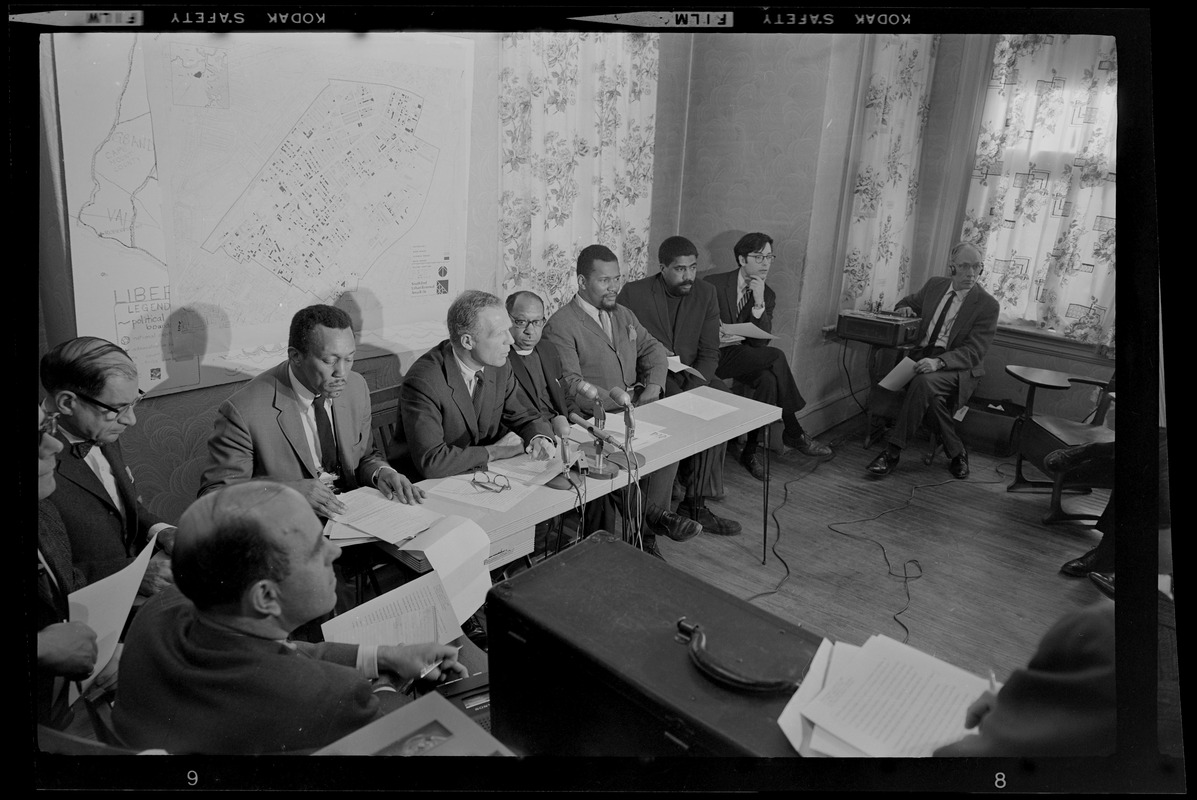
[326,487,444,545]
[778,635,993,757]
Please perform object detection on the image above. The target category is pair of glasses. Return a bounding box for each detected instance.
[954,262,985,274]
[39,410,60,445]
[470,471,511,493]
[511,317,546,330]
[76,389,145,418]
[747,253,776,264]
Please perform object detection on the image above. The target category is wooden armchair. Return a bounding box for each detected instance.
[1005,365,1115,523]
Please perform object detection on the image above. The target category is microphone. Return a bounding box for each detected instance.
[577,380,606,428]
[551,414,571,439]
[568,412,620,447]
[608,386,633,408]
[609,386,635,441]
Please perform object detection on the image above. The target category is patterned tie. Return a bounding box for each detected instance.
[738,284,752,316]
[926,292,955,352]
[599,310,613,342]
[312,394,340,475]
[71,440,95,459]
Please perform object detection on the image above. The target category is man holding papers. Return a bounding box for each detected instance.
[865,242,999,479]
[705,232,833,478]
[114,482,466,754]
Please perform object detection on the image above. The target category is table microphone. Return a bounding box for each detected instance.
[577,380,606,429]
[605,386,645,470]
[545,415,582,491]
[568,413,620,447]
[566,413,620,480]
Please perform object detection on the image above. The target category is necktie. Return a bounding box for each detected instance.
[926,292,955,351]
[71,440,95,459]
[313,394,339,475]
[471,371,486,414]
[599,310,613,342]
[738,284,752,316]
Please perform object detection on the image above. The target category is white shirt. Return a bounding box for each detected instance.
[923,286,972,350]
[450,350,485,396]
[736,269,766,319]
[288,364,335,473]
[61,428,174,543]
[573,293,614,336]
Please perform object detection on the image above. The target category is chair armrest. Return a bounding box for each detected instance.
[1005,365,1072,390]
[1067,373,1114,389]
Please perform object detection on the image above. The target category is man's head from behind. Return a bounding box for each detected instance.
[448,290,513,369]
[506,290,547,352]
[576,244,621,311]
[172,482,341,635]
[288,305,356,399]
[41,336,141,446]
[657,236,698,296]
[947,242,985,292]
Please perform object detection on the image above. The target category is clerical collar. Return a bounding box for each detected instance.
[514,348,534,357]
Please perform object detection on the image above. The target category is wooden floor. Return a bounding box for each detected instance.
[655,414,1111,682]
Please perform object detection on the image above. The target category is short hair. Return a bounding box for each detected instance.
[577,244,618,279]
[733,233,774,262]
[172,483,294,611]
[505,290,544,316]
[40,336,137,397]
[448,290,503,343]
[949,241,982,263]
[657,236,697,266]
[288,305,352,354]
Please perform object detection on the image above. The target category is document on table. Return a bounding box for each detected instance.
[878,357,919,391]
[68,531,158,703]
[425,473,537,513]
[331,487,445,544]
[486,452,563,487]
[322,570,463,646]
[666,355,705,379]
[653,391,737,421]
[398,516,491,625]
[722,321,776,340]
[324,520,379,545]
[799,634,990,757]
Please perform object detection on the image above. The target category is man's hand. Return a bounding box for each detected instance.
[963,690,998,729]
[914,357,943,374]
[287,479,348,518]
[894,306,916,318]
[378,643,469,683]
[37,621,98,679]
[377,467,425,504]
[157,525,178,555]
[719,323,746,346]
[749,276,767,307]
[485,431,525,462]
[92,643,122,694]
[636,383,662,406]
[139,551,174,596]
[527,435,556,461]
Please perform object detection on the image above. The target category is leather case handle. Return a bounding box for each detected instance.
[676,618,799,694]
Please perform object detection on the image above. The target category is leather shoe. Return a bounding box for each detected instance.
[739,449,767,481]
[784,431,834,459]
[678,502,742,536]
[867,449,900,476]
[1060,547,1103,577]
[1044,442,1105,476]
[645,505,701,542]
[1089,571,1115,599]
[949,449,970,479]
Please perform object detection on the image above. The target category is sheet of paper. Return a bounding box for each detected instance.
[777,637,834,757]
[330,487,444,544]
[878,357,919,391]
[347,607,439,649]
[653,391,738,421]
[425,473,537,513]
[324,519,380,545]
[399,516,491,625]
[486,451,563,487]
[666,355,705,379]
[68,532,158,702]
[722,321,776,340]
[800,634,989,757]
[322,570,463,646]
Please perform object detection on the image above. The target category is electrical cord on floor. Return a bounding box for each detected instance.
[841,341,870,416]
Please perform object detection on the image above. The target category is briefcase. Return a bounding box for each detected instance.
[486,533,822,756]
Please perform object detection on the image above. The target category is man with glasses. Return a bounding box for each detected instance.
[40,337,176,594]
[544,244,702,557]
[705,233,834,480]
[866,241,999,479]
[506,290,575,421]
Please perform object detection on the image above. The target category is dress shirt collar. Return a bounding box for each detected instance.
[573,293,605,326]
[287,364,317,409]
[514,348,534,357]
[450,349,484,393]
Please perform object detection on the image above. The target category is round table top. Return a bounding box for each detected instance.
[1005,364,1073,390]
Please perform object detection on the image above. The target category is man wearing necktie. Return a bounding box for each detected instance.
[866,242,999,479]
[40,337,177,594]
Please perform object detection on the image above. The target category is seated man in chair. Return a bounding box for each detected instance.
[866,241,999,479]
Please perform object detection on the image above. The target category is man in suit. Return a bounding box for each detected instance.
[866,242,1000,479]
[704,232,834,481]
[200,304,423,518]
[506,290,575,422]
[399,290,556,480]
[113,481,466,754]
[617,236,741,536]
[543,244,703,557]
[40,337,176,593]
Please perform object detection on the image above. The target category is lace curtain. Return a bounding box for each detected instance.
[962,34,1117,344]
[498,33,659,316]
[840,35,940,311]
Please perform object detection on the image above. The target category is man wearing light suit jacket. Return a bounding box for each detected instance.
[866,241,1000,479]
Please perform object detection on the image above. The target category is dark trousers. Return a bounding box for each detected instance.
[889,369,964,458]
[716,344,806,447]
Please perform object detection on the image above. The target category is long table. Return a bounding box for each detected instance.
[382,386,782,570]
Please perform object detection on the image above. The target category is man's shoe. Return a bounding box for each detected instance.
[1044,442,1104,476]
[739,449,767,481]
[645,505,701,542]
[784,431,834,459]
[1089,571,1115,599]
[867,449,900,476]
[678,502,742,536]
[640,537,666,561]
[1060,547,1103,577]
[949,449,970,479]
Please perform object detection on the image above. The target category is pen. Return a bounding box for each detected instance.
[988,668,997,693]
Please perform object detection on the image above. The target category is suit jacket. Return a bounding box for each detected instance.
[934,600,1115,757]
[895,277,1000,407]
[617,273,722,389]
[199,361,388,496]
[543,296,668,412]
[704,267,777,348]
[113,587,378,754]
[47,434,166,583]
[509,341,575,419]
[398,340,553,479]
[37,500,83,728]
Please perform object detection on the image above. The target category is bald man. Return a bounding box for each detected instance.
[113,482,465,754]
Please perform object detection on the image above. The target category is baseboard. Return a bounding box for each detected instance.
[797,388,869,440]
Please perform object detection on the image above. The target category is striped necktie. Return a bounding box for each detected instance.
[738,284,752,316]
